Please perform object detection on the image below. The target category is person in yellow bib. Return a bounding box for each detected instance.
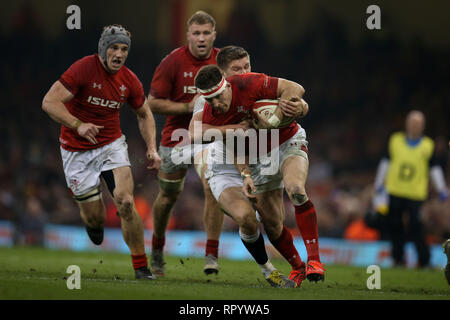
[374,110,449,267]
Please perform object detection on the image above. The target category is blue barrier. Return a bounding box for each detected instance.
[0,221,446,268]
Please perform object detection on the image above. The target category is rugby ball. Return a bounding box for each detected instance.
[252,99,294,128]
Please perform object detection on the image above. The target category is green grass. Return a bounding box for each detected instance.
[0,246,448,300]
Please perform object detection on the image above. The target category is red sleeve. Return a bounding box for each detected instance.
[59,57,89,95]
[253,73,279,100]
[149,54,174,99]
[127,73,145,110]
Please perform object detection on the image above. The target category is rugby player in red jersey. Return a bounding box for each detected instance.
[42,25,160,280]
[194,64,325,285]
[148,11,224,275]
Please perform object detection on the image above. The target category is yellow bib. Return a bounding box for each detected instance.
[385,132,434,201]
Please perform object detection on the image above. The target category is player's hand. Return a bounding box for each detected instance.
[146,149,161,170]
[237,119,252,131]
[77,123,104,144]
[252,112,273,129]
[242,176,256,198]
[279,98,307,118]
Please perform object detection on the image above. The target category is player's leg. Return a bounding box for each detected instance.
[255,188,306,287]
[112,165,156,279]
[217,186,295,288]
[194,148,224,274]
[151,168,187,275]
[201,172,224,274]
[407,200,430,267]
[76,190,106,245]
[150,144,190,276]
[386,195,406,266]
[61,146,107,245]
[281,154,325,282]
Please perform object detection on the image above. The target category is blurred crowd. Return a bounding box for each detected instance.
[1,3,448,246]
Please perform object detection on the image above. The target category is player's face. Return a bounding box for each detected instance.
[223,56,251,77]
[105,43,129,73]
[206,83,232,114]
[187,23,216,59]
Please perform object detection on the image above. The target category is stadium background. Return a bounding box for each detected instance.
[0,0,449,267]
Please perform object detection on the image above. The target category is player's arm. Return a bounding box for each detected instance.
[256,79,306,129]
[134,99,161,170]
[42,80,103,144]
[234,157,256,198]
[148,93,200,115]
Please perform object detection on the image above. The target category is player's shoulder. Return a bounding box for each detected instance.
[228,72,267,82]
[120,64,141,82]
[67,54,97,70]
[160,46,188,63]
[228,72,265,80]
[227,72,268,90]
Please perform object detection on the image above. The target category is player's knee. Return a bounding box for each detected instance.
[263,220,283,241]
[114,192,134,220]
[286,184,306,199]
[237,211,259,234]
[286,184,308,206]
[158,189,181,206]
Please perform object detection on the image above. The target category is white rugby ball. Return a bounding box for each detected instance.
[252,99,294,128]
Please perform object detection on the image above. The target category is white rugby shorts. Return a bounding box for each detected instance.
[206,170,243,201]
[250,127,308,192]
[158,144,207,174]
[60,135,130,196]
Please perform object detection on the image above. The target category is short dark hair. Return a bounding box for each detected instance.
[187,11,216,28]
[217,46,249,70]
[194,65,222,91]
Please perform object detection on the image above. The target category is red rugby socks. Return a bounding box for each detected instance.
[294,200,321,262]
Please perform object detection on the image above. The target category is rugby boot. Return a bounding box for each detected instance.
[265,270,297,288]
[85,226,104,245]
[306,260,326,282]
[135,266,157,280]
[150,249,166,276]
[204,254,220,275]
[289,268,306,287]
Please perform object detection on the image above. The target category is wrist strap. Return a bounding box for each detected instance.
[72,119,82,131]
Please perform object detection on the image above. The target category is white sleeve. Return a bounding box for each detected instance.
[430,165,447,193]
[193,96,206,116]
[374,158,390,190]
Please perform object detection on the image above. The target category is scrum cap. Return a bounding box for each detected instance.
[98,25,131,62]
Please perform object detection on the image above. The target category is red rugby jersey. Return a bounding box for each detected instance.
[202,73,299,153]
[58,54,145,151]
[149,46,219,147]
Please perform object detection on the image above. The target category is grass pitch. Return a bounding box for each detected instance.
[0,246,448,300]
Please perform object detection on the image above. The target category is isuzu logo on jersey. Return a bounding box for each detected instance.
[87,96,123,109]
[183,85,198,94]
